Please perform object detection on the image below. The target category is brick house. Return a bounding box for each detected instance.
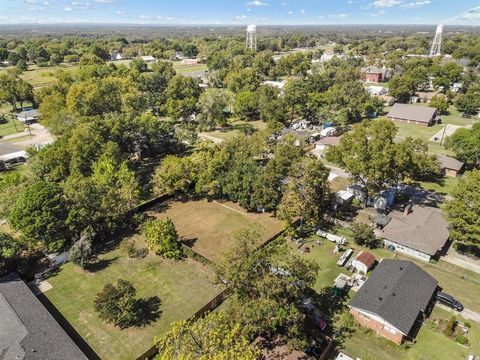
[362,66,389,83]
[348,260,438,344]
[387,103,438,126]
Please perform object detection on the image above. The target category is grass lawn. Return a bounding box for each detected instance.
[150,199,284,261]
[0,134,35,143]
[419,176,460,197]
[203,120,267,142]
[44,236,224,360]
[330,176,350,192]
[0,116,26,137]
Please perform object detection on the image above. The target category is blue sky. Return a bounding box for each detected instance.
[0,0,479,25]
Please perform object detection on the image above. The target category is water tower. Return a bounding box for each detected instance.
[429,24,443,57]
[246,24,257,51]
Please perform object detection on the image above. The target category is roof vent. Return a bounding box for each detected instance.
[392,292,396,296]
[378,297,383,301]
[399,266,403,270]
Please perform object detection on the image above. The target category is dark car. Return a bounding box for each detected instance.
[436,291,464,311]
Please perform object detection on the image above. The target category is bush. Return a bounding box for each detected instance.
[94,279,142,329]
[455,335,468,345]
[351,223,380,249]
[443,316,457,338]
[144,218,183,259]
[351,198,362,208]
[68,228,95,268]
[0,116,7,125]
[121,239,137,258]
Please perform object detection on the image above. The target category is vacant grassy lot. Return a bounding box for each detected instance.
[150,199,284,261]
[203,120,267,142]
[44,237,224,360]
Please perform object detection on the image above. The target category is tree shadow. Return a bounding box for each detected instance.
[136,296,162,327]
[86,257,118,273]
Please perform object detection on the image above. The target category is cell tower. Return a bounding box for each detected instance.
[429,24,443,57]
[246,24,257,51]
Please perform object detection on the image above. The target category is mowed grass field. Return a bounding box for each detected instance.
[44,236,224,360]
[150,199,284,261]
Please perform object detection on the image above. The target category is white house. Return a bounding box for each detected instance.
[368,85,387,96]
[140,55,156,62]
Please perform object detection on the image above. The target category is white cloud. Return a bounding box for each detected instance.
[371,10,387,17]
[246,1,268,6]
[450,6,480,21]
[399,1,430,8]
[300,9,305,14]
[64,6,72,11]
[329,13,347,19]
[288,11,293,15]
[116,11,125,15]
[94,0,114,3]
[371,0,401,7]
[235,15,248,20]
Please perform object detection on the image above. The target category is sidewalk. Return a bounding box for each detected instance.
[443,251,480,275]
[437,303,480,323]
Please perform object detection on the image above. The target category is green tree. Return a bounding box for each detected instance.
[144,218,183,259]
[389,75,416,103]
[94,279,142,329]
[445,123,480,168]
[69,230,94,269]
[9,181,70,251]
[455,85,480,115]
[152,155,192,196]
[164,75,201,120]
[351,223,380,248]
[198,88,234,127]
[430,94,449,115]
[155,312,259,360]
[277,158,331,227]
[445,170,480,246]
[234,91,259,121]
[0,232,20,276]
[216,229,318,348]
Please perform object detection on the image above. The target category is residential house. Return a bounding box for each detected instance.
[314,136,341,151]
[377,204,450,261]
[255,337,310,360]
[175,51,184,60]
[387,103,438,126]
[0,273,88,359]
[351,251,375,274]
[413,92,438,104]
[362,66,389,83]
[0,143,27,170]
[348,259,438,344]
[140,55,156,62]
[438,155,464,177]
[110,52,123,61]
[367,85,387,96]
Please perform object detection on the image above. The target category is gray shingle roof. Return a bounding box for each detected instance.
[0,273,88,360]
[363,66,387,75]
[387,103,437,123]
[438,155,464,171]
[381,205,450,256]
[348,259,438,335]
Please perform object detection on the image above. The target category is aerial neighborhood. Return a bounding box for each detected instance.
[0,2,480,359]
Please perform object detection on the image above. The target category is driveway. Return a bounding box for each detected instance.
[443,252,480,275]
[436,303,480,323]
[198,132,224,144]
[1,123,53,148]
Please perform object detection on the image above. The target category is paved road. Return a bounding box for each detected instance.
[436,303,480,323]
[1,123,53,148]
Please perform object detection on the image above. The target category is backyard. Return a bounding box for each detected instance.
[0,115,26,137]
[150,198,284,261]
[43,236,224,360]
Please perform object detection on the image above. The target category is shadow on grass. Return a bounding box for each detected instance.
[86,257,118,273]
[136,296,162,328]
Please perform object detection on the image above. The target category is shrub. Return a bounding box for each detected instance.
[121,239,137,258]
[144,218,183,259]
[351,198,362,208]
[68,230,94,268]
[94,279,141,329]
[443,315,457,338]
[455,335,468,345]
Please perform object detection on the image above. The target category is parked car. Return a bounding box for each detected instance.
[436,291,464,311]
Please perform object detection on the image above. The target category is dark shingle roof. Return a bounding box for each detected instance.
[348,259,438,335]
[0,273,88,360]
[387,103,437,123]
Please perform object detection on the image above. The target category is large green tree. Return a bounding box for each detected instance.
[445,170,480,246]
[144,218,183,259]
[445,123,480,168]
[9,181,70,251]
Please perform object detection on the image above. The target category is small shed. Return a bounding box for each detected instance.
[438,155,464,177]
[351,251,375,274]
